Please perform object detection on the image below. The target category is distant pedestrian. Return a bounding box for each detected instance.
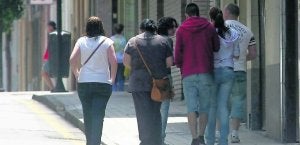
[157,16,178,145]
[205,7,240,145]
[222,3,257,143]
[41,21,56,91]
[123,19,173,145]
[69,16,117,145]
[111,24,127,91]
[174,3,220,145]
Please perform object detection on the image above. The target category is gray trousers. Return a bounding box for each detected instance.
[132,92,162,145]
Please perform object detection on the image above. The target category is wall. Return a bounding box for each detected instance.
[164,0,182,23]
[149,0,157,21]
[10,4,50,91]
[264,0,282,140]
[118,0,138,39]
[95,0,113,36]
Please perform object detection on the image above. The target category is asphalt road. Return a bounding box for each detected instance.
[0,92,85,145]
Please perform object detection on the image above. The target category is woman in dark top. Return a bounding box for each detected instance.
[157,17,178,145]
[123,19,173,145]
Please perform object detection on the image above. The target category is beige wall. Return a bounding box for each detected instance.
[10,4,52,91]
[149,0,158,21]
[164,0,182,23]
[220,0,235,8]
[95,0,113,36]
[263,0,283,140]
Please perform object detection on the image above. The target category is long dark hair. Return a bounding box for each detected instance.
[209,7,229,38]
[157,17,178,36]
[86,16,105,37]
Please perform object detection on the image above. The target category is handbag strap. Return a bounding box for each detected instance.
[134,38,153,77]
[83,37,107,65]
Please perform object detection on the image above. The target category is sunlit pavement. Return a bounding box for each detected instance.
[0,92,85,145]
[29,91,300,145]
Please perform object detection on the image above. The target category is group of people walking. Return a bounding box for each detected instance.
[69,2,257,145]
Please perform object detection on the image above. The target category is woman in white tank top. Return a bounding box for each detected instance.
[70,16,117,145]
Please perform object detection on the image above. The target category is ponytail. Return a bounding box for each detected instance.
[209,7,229,38]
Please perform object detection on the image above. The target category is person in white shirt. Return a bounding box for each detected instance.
[222,3,257,143]
[205,7,239,145]
[69,16,117,145]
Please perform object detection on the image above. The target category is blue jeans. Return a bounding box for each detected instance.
[206,67,235,145]
[160,74,172,142]
[182,73,214,114]
[113,63,125,91]
[160,99,170,142]
[77,83,112,145]
[230,71,246,120]
[132,92,162,145]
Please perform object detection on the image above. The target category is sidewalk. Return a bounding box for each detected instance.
[32,92,298,145]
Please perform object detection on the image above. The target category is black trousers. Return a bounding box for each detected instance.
[77,83,112,145]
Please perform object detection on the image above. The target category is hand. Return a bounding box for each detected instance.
[73,71,79,80]
[110,78,116,84]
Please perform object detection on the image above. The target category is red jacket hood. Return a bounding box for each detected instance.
[180,16,211,33]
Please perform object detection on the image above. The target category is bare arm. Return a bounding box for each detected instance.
[123,53,131,69]
[69,44,81,79]
[233,40,240,59]
[166,56,173,68]
[174,30,183,68]
[108,45,118,84]
[247,44,257,61]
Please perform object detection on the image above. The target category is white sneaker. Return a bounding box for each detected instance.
[215,131,220,143]
[231,135,240,143]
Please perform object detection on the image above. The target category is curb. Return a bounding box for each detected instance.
[32,94,109,145]
[32,94,65,116]
[65,109,85,132]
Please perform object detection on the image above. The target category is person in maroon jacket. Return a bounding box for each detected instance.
[174,3,220,145]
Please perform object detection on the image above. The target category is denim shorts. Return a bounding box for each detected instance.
[182,73,214,114]
[42,61,50,73]
[230,71,246,119]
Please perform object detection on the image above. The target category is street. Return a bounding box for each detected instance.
[0,92,85,145]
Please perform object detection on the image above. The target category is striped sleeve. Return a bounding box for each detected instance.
[249,36,256,46]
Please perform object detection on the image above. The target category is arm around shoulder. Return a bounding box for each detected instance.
[247,44,257,61]
[212,28,220,52]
